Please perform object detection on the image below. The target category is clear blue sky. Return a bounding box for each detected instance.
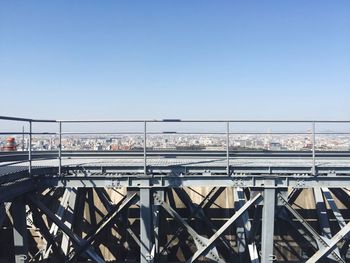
[0,1,349,120]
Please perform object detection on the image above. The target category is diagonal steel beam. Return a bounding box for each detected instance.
[314,188,333,239]
[322,187,350,257]
[330,189,350,210]
[278,193,345,263]
[87,189,97,226]
[287,188,303,204]
[160,187,227,256]
[0,202,10,228]
[95,188,113,212]
[313,188,343,260]
[61,188,78,255]
[43,188,72,258]
[278,192,319,254]
[173,188,236,257]
[27,193,106,263]
[306,220,350,263]
[322,188,347,229]
[30,206,65,260]
[186,193,263,263]
[234,189,247,261]
[67,193,138,262]
[234,187,260,263]
[279,209,318,253]
[154,193,224,263]
[95,188,142,248]
[200,187,226,210]
[0,203,5,228]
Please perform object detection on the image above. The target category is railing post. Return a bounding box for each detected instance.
[59,121,62,175]
[28,121,32,176]
[144,121,147,175]
[22,126,24,151]
[226,122,230,175]
[311,121,316,175]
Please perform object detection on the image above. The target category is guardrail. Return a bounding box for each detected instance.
[1,116,350,176]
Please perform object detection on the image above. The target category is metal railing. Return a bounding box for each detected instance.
[1,116,350,176]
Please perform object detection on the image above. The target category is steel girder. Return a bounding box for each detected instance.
[10,196,28,263]
[1,185,350,262]
[40,173,350,188]
[27,193,106,263]
[154,192,225,263]
[306,221,350,262]
[185,193,263,263]
[67,193,139,262]
[173,187,236,258]
[233,187,260,263]
[278,193,346,262]
[158,187,226,259]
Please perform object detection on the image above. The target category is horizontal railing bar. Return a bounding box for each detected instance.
[0,116,32,122]
[3,150,350,154]
[0,132,29,135]
[0,116,57,123]
[2,116,350,123]
[30,132,57,135]
[58,120,350,123]
[60,132,144,135]
[2,132,350,136]
[0,132,58,135]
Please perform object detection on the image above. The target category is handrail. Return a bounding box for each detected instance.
[1,115,350,177]
[2,115,350,123]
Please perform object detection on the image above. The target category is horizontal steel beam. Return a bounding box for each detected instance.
[39,174,350,188]
[0,179,37,203]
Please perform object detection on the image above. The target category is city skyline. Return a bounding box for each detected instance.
[2,133,350,152]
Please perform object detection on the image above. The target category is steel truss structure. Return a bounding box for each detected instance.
[1,116,350,262]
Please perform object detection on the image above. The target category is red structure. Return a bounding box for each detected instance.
[2,137,17,151]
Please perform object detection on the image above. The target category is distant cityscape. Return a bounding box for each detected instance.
[1,134,350,152]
